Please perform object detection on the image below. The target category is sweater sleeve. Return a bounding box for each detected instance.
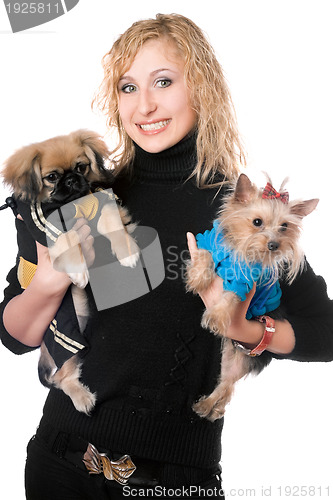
[275,260,333,361]
[0,264,38,355]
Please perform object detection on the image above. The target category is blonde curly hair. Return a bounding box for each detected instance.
[93,13,246,187]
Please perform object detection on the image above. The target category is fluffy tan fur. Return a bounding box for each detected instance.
[219,175,318,283]
[39,342,96,414]
[186,173,319,420]
[2,130,140,414]
[2,129,110,201]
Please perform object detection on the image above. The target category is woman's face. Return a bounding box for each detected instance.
[117,39,197,153]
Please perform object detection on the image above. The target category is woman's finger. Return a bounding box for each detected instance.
[73,218,92,243]
[36,240,51,263]
[186,232,198,261]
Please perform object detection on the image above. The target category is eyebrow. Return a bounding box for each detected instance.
[119,68,178,82]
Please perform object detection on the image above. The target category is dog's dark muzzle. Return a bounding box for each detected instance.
[51,172,90,203]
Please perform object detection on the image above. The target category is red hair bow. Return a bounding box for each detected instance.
[262,182,289,204]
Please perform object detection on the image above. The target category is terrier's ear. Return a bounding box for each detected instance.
[234,174,256,203]
[290,199,319,218]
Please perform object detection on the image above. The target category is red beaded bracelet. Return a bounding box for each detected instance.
[232,315,275,357]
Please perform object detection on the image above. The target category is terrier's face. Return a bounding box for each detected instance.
[219,174,319,281]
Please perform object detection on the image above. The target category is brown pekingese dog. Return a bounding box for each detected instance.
[2,130,140,414]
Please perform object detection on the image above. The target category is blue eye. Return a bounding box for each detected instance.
[121,84,137,94]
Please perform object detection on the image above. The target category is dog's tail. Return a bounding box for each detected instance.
[38,342,57,388]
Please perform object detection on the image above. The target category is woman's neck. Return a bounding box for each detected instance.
[132,133,197,183]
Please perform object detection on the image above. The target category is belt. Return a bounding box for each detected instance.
[36,423,161,486]
[81,442,162,486]
[82,442,137,485]
[36,422,220,488]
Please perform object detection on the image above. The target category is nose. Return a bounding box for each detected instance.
[138,89,157,116]
[65,175,76,188]
[268,241,280,252]
[65,173,81,190]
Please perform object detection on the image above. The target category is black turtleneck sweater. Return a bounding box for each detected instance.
[1,134,225,468]
[39,134,225,467]
[1,134,333,471]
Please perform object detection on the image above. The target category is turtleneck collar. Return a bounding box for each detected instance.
[132,133,197,184]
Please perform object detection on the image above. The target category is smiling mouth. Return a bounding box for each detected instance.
[137,119,171,132]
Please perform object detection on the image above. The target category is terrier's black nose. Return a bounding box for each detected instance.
[268,241,279,251]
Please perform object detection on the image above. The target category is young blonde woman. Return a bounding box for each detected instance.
[1,13,333,500]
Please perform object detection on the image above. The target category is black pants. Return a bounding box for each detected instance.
[25,435,225,500]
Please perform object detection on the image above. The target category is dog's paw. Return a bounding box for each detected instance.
[207,400,228,421]
[201,292,239,336]
[193,396,213,419]
[72,386,97,415]
[201,307,229,336]
[119,250,140,268]
[68,270,89,288]
[185,250,215,294]
[109,234,141,268]
[193,395,226,422]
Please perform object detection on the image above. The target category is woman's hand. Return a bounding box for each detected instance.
[187,232,254,321]
[3,218,95,347]
[186,232,224,309]
[35,242,72,293]
[187,232,260,345]
[72,218,95,269]
[186,232,295,354]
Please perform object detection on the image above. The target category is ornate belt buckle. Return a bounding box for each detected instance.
[83,443,136,485]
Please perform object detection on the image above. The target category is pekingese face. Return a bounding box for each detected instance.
[2,129,113,203]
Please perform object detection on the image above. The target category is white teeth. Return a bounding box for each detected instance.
[139,120,171,131]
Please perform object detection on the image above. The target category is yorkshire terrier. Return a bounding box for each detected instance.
[186,173,318,421]
[2,130,140,414]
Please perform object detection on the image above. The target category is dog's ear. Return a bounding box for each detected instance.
[2,144,43,200]
[73,129,110,159]
[71,129,111,178]
[234,174,256,203]
[290,199,319,218]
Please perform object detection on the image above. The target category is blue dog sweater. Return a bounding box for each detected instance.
[196,220,282,319]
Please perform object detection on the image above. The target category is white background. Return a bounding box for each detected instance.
[0,1,332,498]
